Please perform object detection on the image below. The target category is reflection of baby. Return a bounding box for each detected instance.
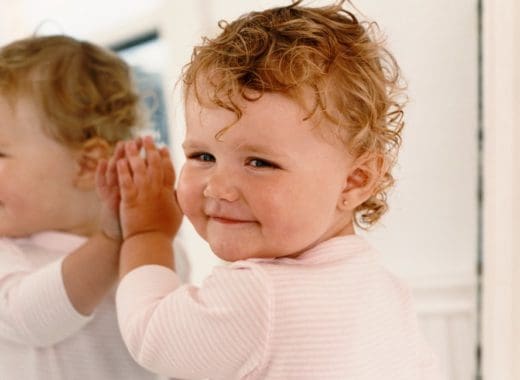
[0,35,186,379]
[102,2,443,379]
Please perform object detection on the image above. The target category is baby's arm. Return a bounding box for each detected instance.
[60,235,119,316]
[116,136,183,277]
[0,241,90,347]
[117,264,270,379]
[59,142,128,316]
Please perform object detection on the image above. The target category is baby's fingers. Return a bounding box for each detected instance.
[96,159,108,191]
[117,159,137,203]
[113,141,126,160]
[160,147,175,188]
[103,141,125,188]
[124,140,147,187]
[134,136,143,151]
[142,136,164,185]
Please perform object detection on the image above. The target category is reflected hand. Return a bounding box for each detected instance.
[95,140,138,241]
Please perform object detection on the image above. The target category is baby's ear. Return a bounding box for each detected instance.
[339,153,387,211]
[74,137,111,190]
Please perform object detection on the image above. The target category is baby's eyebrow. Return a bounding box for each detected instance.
[181,140,204,150]
[232,143,289,159]
[182,139,291,160]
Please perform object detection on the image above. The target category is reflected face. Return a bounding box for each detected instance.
[0,95,93,237]
[177,91,355,262]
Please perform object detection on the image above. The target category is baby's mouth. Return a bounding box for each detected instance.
[209,215,255,224]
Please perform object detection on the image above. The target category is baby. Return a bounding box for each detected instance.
[102,1,443,379]
[0,35,180,379]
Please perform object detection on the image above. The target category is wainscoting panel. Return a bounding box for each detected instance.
[412,276,477,380]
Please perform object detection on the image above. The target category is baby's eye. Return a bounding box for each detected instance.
[247,158,277,168]
[188,152,215,162]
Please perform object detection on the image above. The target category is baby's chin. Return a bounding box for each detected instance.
[210,243,245,263]
[0,225,19,239]
[210,241,283,262]
[0,227,30,238]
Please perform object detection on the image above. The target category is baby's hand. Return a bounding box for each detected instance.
[117,136,183,240]
[95,141,130,241]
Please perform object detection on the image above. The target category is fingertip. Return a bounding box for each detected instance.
[143,135,154,146]
[160,147,170,157]
[124,140,138,156]
[143,137,158,155]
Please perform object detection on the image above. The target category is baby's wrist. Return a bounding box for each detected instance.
[119,230,174,276]
[123,229,173,243]
[99,207,122,242]
[100,228,123,244]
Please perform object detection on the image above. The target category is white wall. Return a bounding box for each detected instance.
[0,0,163,45]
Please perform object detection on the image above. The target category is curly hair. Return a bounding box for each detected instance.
[0,35,143,147]
[182,0,406,228]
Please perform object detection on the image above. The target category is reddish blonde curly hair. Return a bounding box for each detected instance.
[183,0,405,228]
[0,35,142,147]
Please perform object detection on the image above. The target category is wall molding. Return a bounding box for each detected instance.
[409,276,477,316]
[407,275,477,380]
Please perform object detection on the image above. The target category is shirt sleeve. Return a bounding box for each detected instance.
[0,239,92,347]
[116,263,271,379]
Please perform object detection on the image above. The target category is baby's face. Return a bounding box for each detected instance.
[177,91,356,261]
[0,95,93,237]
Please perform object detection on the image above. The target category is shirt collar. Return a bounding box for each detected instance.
[248,234,375,265]
[293,234,373,264]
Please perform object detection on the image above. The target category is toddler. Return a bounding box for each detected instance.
[104,2,442,379]
[0,35,186,379]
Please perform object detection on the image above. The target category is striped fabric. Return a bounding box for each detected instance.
[0,231,164,379]
[117,235,443,379]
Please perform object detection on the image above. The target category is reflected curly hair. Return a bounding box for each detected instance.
[0,35,142,147]
[183,0,406,228]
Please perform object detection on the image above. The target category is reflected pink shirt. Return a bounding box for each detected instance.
[0,231,187,380]
[117,235,443,379]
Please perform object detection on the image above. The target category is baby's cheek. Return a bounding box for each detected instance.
[176,181,200,219]
[177,195,208,240]
[0,184,20,208]
[176,188,190,216]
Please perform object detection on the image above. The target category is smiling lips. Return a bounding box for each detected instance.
[208,215,255,225]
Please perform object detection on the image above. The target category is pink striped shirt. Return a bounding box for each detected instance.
[117,235,442,379]
[0,232,160,379]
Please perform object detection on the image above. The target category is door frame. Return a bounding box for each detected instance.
[482,0,520,378]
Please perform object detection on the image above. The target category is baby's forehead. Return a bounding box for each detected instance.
[187,89,309,121]
[187,84,348,143]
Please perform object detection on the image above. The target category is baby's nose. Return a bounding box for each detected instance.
[203,172,239,202]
